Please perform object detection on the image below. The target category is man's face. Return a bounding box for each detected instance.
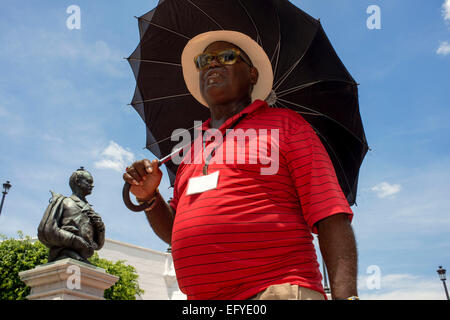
[199,41,258,106]
[78,172,94,196]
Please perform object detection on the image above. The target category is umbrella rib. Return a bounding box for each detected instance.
[272,102,285,109]
[276,100,321,116]
[276,101,322,117]
[277,97,368,146]
[186,0,223,30]
[145,122,203,150]
[271,5,282,80]
[238,0,262,46]
[130,93,191,105]
[277,81,323,97]
[274,100,320,117]
[127,57,182,67]
[271,102,280,109]
[276,79,356,98]
[271,40,281,67]
[137,16,191,40]
[273,28,320,92]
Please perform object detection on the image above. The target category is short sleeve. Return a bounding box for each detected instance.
[283,113,353,233]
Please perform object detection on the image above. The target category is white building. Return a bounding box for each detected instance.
[97,239,186,300]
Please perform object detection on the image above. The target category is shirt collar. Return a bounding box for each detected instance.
[70,194,91,207]
[198,99,268,133]
[70,194,82,203]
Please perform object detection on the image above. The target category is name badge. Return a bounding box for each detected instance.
[186,171,220,195]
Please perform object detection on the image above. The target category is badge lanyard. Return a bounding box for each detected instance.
[202,114,247,175]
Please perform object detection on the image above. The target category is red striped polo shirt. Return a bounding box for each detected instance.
[169,99,353,300]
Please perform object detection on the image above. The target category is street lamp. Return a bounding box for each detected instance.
[0,181,12,217]
[437,266,450,300]
[322,259,331,295]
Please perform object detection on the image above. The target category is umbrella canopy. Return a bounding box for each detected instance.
[127,0,368,206]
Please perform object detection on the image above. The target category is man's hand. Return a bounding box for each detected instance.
[84,209,105,229]
[91,214,105,231]
[123,159,162,201]
[71,235,94,257]
[316,213,358,300]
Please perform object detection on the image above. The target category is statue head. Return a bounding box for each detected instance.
[69,167,94,197]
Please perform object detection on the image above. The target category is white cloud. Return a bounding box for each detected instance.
[437,41,450,55]
[358,273,445,300]
[40,133,64,144]
[0,105,9,117]
[371,182,401,198]
[95,141,135,172]
[443,0,450,20]
[438,2,450,56]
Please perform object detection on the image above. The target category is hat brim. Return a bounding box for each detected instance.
[181,30,274,108]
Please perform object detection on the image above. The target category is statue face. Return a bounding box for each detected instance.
[77,172,94,196]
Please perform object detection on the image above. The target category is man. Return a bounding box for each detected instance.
[38,167,105,263]
[123,31,358,300]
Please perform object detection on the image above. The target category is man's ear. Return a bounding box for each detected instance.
[75,174,84,187]
[74,176,81,189]
[250,67,259,85]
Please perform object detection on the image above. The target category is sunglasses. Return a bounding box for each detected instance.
[194,48,253,70]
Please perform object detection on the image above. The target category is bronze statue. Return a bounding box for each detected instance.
[38,167,105,263]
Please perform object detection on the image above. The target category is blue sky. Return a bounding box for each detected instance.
[1,0,449,299]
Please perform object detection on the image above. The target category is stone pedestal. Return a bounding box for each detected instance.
[19,258,119,300]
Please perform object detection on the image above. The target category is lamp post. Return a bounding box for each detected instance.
[322,258,331,296]
[0,181,12,217]
[437,266,450,300]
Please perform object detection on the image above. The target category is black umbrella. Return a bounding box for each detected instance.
[126,0,368,207]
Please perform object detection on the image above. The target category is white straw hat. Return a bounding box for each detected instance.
[181,30,274,108]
